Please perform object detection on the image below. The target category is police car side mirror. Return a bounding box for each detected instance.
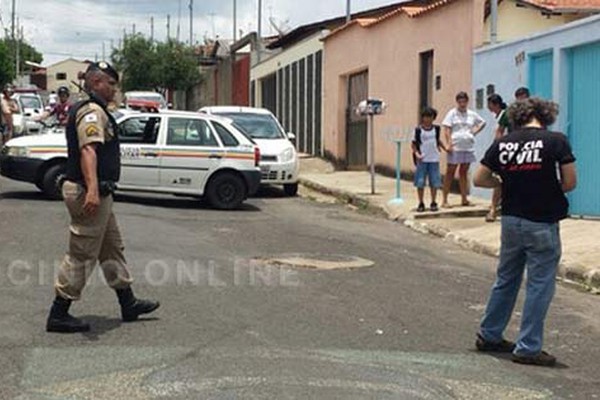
[287,132,296,141]
[168,103,173,109]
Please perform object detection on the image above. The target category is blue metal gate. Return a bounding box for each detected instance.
[568,41,600,216]
[529,51,554,100]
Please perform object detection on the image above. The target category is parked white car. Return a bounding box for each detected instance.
[12,93,44,136]
[199,106,299,196]
[0,111,261,210]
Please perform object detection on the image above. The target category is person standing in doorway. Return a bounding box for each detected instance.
[473,97,577,367]
[485,94,509,222]
[441,92,486,208]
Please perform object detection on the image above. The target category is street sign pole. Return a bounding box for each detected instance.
[388,139,404,205]
[369,114,376,195]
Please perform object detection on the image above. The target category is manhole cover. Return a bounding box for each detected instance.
[255,254,375,270]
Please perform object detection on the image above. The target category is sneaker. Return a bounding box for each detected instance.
[475,333,515,353]
[417,203,426,212]
[512,351,557,367]
[430,202,439,212]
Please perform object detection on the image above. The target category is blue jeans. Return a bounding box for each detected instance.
[414,162,442,189]
[480,216,561,356]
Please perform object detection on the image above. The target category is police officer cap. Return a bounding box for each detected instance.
[86,61,119,82]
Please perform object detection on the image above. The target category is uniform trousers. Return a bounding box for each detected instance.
[55,180,133,300]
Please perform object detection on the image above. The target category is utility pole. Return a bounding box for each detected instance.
[15,18,20,77]
[11,0,16,40]
[189,0,193,45]
[346,0,351,23]
[150,16,154,41]
[490,0,498,44]
[257,0,262,40]
[209,12,216,40]
[177,0,181,42]
[233,0,237,42]
[167,14,171,40]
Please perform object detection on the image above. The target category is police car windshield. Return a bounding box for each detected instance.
[217,113,285,140]
[19,96,43,110]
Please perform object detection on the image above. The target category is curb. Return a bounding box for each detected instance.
[299,177,599,293]
[298,178,388,218]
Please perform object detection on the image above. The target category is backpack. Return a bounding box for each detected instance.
[412,125,441,165]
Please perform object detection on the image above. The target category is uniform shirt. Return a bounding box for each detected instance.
[481,128,576,223]
[442,108,485,152]
[75,102,115,149]
[415,126,440,163]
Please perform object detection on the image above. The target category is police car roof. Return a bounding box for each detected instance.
[124,91,165,97]
[118,109,235,123]
[198,106,274,115]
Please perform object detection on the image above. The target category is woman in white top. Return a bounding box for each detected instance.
[441,92,486,208]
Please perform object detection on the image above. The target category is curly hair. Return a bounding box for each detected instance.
[507,97,559,129]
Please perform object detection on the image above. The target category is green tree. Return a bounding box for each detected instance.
[111,34,159,91]
[112,35,201,93]
[0,41,14,88]
[0,37,43,77]
[155,40,202,91]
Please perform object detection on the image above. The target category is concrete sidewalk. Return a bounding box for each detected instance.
[299,157,600,292]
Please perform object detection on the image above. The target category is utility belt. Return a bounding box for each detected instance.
[71,180,117,197]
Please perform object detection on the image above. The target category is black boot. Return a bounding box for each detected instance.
[116,287,160,322]
[46,296,91,333]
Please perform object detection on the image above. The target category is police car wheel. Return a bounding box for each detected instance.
[206,172,246,210]
[283,183,298,197]
[42,164,66,200]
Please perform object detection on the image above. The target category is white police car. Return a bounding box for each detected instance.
[199,107,300,196]
[0,111,261,210]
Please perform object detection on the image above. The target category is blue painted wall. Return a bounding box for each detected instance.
[471,15,600,215]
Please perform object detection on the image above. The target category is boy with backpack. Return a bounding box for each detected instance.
[412,107,445,212]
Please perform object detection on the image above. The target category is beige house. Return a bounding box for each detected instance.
[322,0,486,172]
[46,58,88,94]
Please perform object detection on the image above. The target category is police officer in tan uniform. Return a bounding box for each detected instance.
[46,62,160,333]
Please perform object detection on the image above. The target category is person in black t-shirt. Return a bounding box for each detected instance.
[472,98,577,367]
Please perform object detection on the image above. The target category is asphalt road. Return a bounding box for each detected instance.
[0,177,599,400]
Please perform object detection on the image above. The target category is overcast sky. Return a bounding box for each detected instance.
[0,0,399,66]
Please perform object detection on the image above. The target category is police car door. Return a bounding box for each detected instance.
[159,116,223,193]
[118,115,162,187]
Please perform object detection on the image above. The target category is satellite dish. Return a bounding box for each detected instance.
[269,17,291,37]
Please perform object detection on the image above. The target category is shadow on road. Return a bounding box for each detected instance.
[0,191,50,201]
[0,189,263,212]
[469,349,570,370]
[79,316,123,341]
[114,193,262,212]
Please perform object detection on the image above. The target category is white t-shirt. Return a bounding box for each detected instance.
[442,108,485,152]
[415,126,440,163]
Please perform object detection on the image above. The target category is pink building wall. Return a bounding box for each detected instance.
[322,0,485,173]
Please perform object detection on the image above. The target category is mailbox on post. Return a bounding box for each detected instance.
[356,98,386,195]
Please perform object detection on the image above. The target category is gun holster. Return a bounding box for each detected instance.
[99,181,117,197]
